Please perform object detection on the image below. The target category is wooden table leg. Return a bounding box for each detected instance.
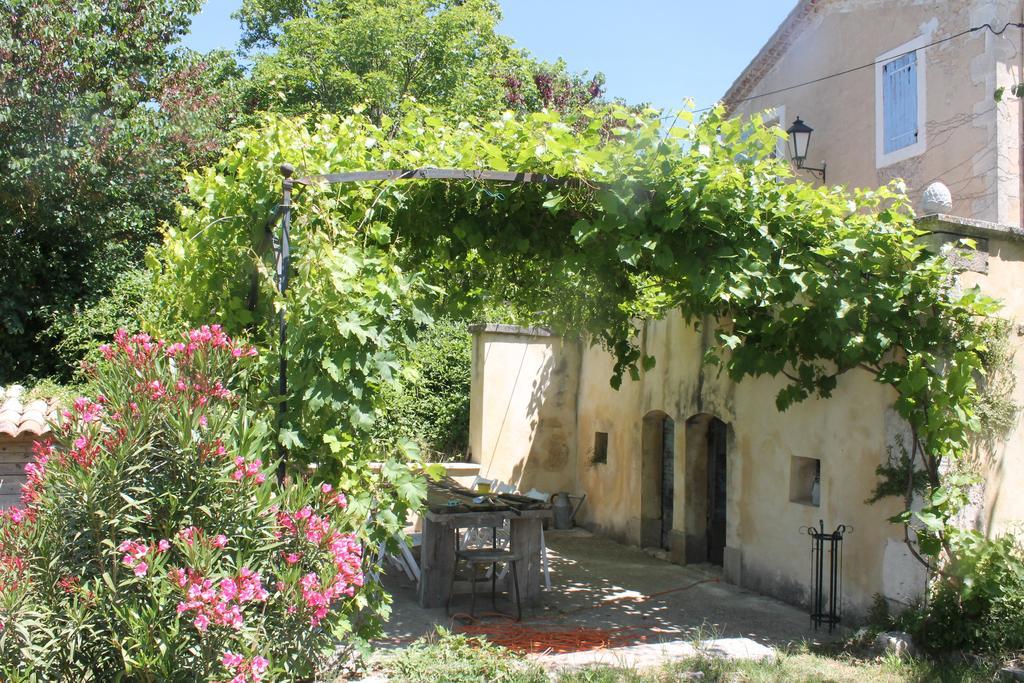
[509,517,543,604]
[418,517,454,608]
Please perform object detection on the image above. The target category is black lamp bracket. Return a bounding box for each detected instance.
[795,159,826,184]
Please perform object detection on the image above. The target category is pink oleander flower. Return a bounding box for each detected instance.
[251,656,269,675]
[231,456,264,485]
[170,565,268,633]
[157,539,171,553]
[169,568,188,588]
[4,507,26,525]
[222,651,244,668]
[72,396,104,423]
[213,534,228,549]
[119,538,150,573]
[148,380,166,400]
[220,578,238,601]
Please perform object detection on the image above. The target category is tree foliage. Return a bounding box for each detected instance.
[0,0,239,383]
[154,102,1002,579]
[239,0,604,124]
[1,0,604,384]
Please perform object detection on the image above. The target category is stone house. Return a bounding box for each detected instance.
[467,0,1024,620]
[0,386,55,510]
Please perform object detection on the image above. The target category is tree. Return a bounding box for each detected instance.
[3,0,604,384]
[374,317,473,459]
[239,0,604,124]
[0,0,240,383]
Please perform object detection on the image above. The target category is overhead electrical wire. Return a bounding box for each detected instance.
[683,19,1024,116]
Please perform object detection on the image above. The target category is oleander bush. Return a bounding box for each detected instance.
[0,327,385,681]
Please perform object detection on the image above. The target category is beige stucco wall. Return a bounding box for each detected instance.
[729,0,1023,227]
[959,236,1024,536]
[467,325,580,495]
[469,231,1024,613]
[572,312,919,617]
[470,315,924,618]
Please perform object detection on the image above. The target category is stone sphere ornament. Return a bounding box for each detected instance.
[921,182,953,214]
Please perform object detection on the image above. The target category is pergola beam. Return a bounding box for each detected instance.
[271,163,578,482]
[294,167,568,187]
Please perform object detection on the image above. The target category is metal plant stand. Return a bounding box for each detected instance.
[803,520,849,633]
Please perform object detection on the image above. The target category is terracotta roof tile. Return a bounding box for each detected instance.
[0,386,59,439]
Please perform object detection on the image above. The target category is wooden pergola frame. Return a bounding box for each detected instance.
[267,163,573,480]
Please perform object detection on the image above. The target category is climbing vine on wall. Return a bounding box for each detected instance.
[156,102,1003,576]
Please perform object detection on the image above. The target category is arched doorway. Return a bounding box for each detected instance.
[683,414,728,565]
[640,411,675,551]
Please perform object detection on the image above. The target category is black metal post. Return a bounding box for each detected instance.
[806,520,848,633]
[276,163,294,485]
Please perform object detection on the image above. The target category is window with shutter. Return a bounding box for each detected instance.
[875,35,927,168]
[882,51,918,153]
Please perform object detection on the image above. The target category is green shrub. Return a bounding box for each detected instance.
[375,318,472,460]
[0,327,379,680]
[45,268,171,379]
[914,533,1024,655]
[385,628,546,683]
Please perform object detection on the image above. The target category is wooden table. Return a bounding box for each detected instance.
[417,484,552,608]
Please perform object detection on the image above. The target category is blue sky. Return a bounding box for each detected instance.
[181,0,795,113]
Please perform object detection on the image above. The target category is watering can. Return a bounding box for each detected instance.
[551,492,586,530]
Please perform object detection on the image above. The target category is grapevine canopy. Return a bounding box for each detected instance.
[157,103,997,556]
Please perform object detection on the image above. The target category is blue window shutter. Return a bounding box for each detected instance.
[883,51,918,153]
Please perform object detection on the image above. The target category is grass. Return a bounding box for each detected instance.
[555,651,1000,682]
[377,629,1005,683]
[381,628,547,683]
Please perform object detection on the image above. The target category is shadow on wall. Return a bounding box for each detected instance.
[473,330,579,496]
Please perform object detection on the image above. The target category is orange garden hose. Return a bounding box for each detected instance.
[448,577,721,654]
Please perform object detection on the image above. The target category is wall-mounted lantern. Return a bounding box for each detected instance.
[786,116,826,183]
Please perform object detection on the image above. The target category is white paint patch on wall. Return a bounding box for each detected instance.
[883,538,928,606]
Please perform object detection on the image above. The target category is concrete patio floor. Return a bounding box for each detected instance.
[376,528,843,652]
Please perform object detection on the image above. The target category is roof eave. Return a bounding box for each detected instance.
[721,0,822,114]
